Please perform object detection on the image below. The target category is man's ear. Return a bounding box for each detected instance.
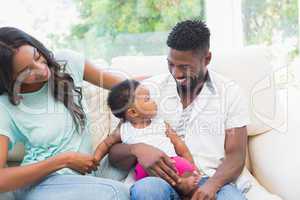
[205,51,212,66]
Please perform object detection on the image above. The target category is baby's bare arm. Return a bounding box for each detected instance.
[94,132,122,163]
[167,133,194,164]
[165,123,194,164]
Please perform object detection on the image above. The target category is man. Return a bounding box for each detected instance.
[109,20,249,200]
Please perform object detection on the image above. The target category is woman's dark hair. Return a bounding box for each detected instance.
[0,27,86,133]
[107,79,140,120]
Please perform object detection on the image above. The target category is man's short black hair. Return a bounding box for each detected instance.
[107,79,140,120]
[167,19,210,53]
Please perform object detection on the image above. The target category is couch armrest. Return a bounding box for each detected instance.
[248,86,299,200]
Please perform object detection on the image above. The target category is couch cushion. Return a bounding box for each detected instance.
[248,86,299,200]
[111,55,169,77]
[208,45,286,135]
[82,81,112,150]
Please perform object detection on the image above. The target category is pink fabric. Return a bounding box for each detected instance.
[134,156,196,181]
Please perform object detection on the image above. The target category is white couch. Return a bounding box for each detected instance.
[6,45,300,200]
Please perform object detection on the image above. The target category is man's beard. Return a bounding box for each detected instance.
[176,70,207,96]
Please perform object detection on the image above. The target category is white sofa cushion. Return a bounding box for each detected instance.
[248,85,299,200]
[209,45,285,136]
[111,55,169,77]
[82,82,111,150]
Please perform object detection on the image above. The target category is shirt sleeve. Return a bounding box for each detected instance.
[54,49,85,87]
[0,105,21,150]
[224,82,250,129]
[119,123,132,144]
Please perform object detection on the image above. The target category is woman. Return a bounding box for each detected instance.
[0,27,128,200]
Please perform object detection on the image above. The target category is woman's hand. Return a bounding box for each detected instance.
[63,152,99,175]
[131,143,180,186]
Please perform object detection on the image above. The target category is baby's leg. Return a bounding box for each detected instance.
[172,156,201,196]
[134,156,201,196]
[172,156,196,176]
[134,163,149,181]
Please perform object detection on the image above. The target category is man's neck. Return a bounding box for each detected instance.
[178,72,209,109]
[179,81,205,109]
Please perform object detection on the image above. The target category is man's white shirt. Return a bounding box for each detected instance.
[142,70,251,191]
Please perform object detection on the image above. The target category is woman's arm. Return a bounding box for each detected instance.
[83,59,151,89]
[0,135,98,192]
[83,60,125,90]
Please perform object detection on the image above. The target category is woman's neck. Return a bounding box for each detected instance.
[20,82,46,93]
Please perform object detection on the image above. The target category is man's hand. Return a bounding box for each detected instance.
[131,143,180,186]
[191,182,219,200]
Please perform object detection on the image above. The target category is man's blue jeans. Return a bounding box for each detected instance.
[130,176,247,200]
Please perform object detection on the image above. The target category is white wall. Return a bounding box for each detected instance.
[205,0,244,52]
[299,0,300,51]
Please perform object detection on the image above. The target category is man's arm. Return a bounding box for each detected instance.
[108,143,137,171]
[191,126,247,200]
[205,126,247,189]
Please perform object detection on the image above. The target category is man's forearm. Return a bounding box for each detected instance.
[108,143,137,171]
[205,152,245,190]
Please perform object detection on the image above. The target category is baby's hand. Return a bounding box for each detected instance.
[93,133,122,164]
[164,121,177,136]
[93,142,110,164]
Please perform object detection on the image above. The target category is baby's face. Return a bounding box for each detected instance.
[133,85,157,119]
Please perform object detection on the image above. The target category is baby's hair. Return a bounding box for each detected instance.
[107,79,140,120]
